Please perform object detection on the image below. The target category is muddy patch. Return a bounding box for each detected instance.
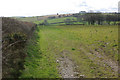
[57,50,79,78]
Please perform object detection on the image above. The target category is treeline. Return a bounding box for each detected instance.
[37,13,119,26]
[75,13,120,25]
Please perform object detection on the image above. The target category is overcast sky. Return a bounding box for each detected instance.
[0,0,119,16]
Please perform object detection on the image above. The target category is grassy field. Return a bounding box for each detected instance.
[14,16,83,25]
[35,17,77,24]
[20,28,59,78]
[20,25,118,78]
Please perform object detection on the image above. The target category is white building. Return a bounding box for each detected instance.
[118,1,120,13]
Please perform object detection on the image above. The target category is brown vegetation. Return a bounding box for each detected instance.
[2,17,36,78]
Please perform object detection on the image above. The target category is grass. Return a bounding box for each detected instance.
[20,25,118,78]
[38,25,118,78]
[48,17,77,23]
[19,27,59,78]
[35,17,78,24]
[14,16,84,25]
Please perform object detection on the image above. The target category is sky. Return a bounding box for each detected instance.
[0,0,119,17]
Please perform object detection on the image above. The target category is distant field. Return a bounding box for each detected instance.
[21,25,118,78]
[35,17,77,24]
[14,16,84,25]
[13,17,38,22]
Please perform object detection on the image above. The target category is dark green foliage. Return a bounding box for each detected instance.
[72,48,75,50]
[42,20,49,25]
[76,13,119,25]
[64,19,74,25]
[83,13,104,25]
[4,32,26,44]
[112,44,117,47]
[3,32,27,51]
[2,17,36,78]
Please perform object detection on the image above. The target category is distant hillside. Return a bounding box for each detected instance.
[13,12,119,26]
[35,16,80,25]
[12,13,75,22]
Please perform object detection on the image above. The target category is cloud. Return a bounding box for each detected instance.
[0,0,119,16]
[78,1,88,7]
[76,0,119,12]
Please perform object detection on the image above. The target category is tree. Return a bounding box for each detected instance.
[83,13,105,25]
[106,15,112,25]
[84,13,97,25]
[64,19,73,25]
[77,14,83,22]
[95,13,104,25]
[42,20,49,25]
[105,14,118,25]
[111,14,118,25]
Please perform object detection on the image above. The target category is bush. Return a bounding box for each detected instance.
[64,19,74,25]
[42,20,49,25]
[2,17,36,78]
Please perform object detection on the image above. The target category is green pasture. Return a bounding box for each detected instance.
[20,25,118,78]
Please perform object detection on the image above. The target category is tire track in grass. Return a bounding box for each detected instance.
[57,50,79,78]
[79,46,118,77]
[31,25,118,78]
[40,27,80,78]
